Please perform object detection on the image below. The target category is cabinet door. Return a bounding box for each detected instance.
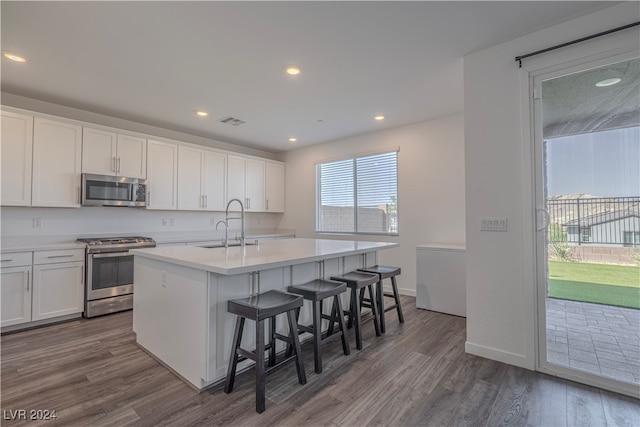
[0,266,32,327]
[117,134,147,178]
[203,151,226,211]
[32,118,82,207]
[32,262,84,321]
[178,145,204,210]
[265,162,285,212]
[82,127,117,175]
[226,156,246,209]
[1,111,33,206]
[245,158,265,212]
[146,140,178,210]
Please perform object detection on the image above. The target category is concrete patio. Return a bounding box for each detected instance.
[546,297,640,385]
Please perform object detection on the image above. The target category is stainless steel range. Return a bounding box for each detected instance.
[76,236,156,318]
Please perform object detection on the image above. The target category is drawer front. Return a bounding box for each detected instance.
[33,249,85,265]
[0,252,33,268]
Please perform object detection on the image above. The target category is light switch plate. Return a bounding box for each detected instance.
[481,217,507,232]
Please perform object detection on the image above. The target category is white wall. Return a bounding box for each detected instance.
[280,113,466,295]
[464,2,639,369]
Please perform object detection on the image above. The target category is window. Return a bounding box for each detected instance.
[316,150,398,235]
[623,231,640,247]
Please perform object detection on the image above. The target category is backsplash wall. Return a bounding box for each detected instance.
[0,207,282,239]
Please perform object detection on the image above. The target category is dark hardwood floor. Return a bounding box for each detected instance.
[2,295,638,426]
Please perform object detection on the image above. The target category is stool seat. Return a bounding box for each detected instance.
[225,289,306,413]
[330,271,381,350]
[288,278,347,300]
[358,265,404,333]
[288,279,350,374]
[227,290,303,321]
[359,265,401,280]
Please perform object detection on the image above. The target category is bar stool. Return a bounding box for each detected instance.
[287,279,350,374]
[224,290,307,413]
[330,271,381,350]
[358,265,404,333]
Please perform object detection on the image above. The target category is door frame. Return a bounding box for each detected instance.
[524,47,639,398]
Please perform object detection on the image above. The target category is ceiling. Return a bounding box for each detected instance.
[1,1,618,153]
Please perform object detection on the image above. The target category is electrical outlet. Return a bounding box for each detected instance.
[170,218,176,226]
[32,218,43,229]
[162,218,168,226]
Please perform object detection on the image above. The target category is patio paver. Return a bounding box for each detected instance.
[546,297,640,385]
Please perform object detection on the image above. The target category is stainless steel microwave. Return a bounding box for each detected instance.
[82,174,147,207]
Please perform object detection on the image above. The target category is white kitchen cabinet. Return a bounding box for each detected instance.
[1,111,33,206]
[82,127,147,178]
[265,161,285,212]
[416,244,466,317]
[178,146,226,211]
[32,118,82,207]
[32,248,84,321]
[0,252,33,328]
[227,155,265,211]
[147,139,178,210]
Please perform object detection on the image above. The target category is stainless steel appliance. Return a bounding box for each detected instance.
[77,236,156,317]
[82,173,147,207]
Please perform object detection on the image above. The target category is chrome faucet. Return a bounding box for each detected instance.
[224,198,245,247]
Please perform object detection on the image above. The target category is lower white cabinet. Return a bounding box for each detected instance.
[1,248,84,330]
[32,261,84,321]
[1,265,32,327]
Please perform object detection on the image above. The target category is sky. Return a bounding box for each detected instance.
[546,127,640,197]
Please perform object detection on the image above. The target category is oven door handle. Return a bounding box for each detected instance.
[91,252,131,258]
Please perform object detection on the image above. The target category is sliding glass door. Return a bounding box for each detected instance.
[533,54,640,397]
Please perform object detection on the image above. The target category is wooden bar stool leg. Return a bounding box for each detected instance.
[391,276,405,323]
[312,300,323,374]
[376,279,386,333]
[224,316,244,393]
[327,301,337,336]
[347,290,355,329]
[368,285,381,337]
[268,317,276,367]
[255,319,266,413]
[335,295,350,355]
[352,288,363,350]
[287,309,307,385]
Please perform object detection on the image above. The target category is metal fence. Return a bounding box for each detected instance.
[546,197,640,246]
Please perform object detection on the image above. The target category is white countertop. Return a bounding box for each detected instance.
[1,237,86,252]
[417,243,466,251]
[132,238,398,275]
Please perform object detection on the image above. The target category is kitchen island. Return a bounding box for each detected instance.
[132,238,397,391]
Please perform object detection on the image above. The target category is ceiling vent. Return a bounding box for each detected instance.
[218,116,246,126]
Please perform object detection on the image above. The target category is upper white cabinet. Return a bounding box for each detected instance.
[265,161,285,213]
[178,146,226,211]
[147,139,178,210]
[1,111,33,206]
[32,118,82,208]
[82,127,147,178]
[227,155,265,212]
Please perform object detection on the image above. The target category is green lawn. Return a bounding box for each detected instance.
[548,261,640,309]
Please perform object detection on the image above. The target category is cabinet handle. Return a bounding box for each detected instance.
[47,254,74,259]
[26,270,30,292]
[81,264,84,285]
[147,192,151,207]
[113,156,117,173]
[117,157,121,174]
[204,195,208,208]
[266,199,269,211]
[1,259,13,262]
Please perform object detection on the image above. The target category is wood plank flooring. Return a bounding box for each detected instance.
[2,295,638,426]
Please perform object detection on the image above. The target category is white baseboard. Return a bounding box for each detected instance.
[465,341,531,369]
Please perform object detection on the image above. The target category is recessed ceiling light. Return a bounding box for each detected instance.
[288,137,297,143]
[3,53,26,63]
[595,78,621,87]
[195,110,208,117]
[374,115,385,121]
[286,66,301,76]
